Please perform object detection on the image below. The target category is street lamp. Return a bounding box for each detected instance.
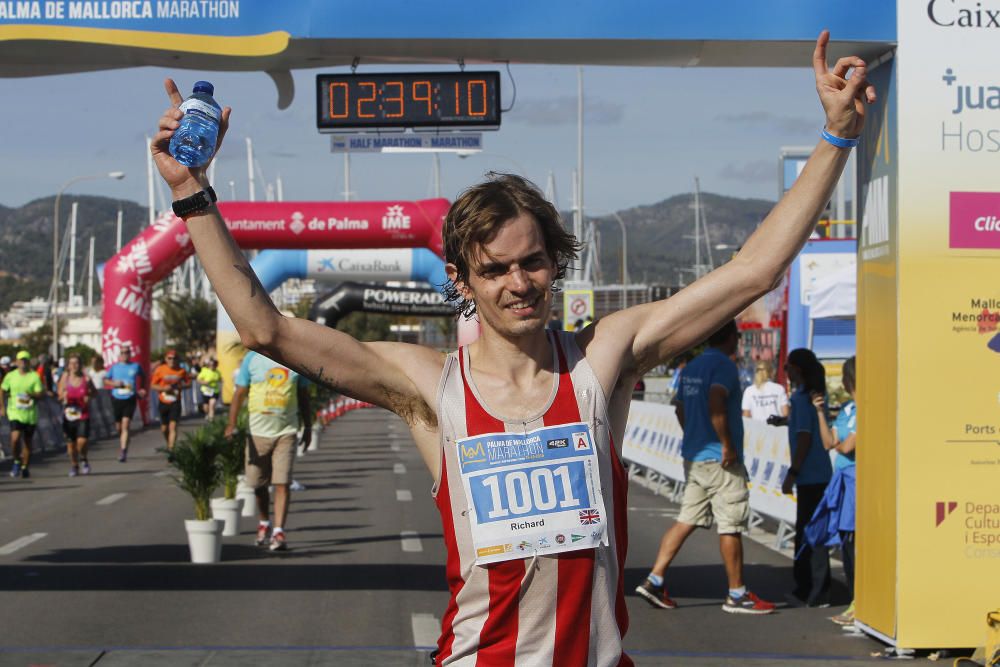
[51,171,126,357]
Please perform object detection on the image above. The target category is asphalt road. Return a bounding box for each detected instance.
[0,409,909,666]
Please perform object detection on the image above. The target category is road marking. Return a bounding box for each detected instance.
[0,533,46,556]
[396,489,413,502]
[411,612,440,648]
[154,470,171,477]
[96,493,127,506]
[390,443,401,452]
[400,531,423,552]
[393,463,406,474]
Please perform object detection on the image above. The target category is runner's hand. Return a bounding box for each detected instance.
[812,30,876,139]
[151,78,233,196]
[811,393,825,411]
[781,473,796,496]
[224,424,235,439]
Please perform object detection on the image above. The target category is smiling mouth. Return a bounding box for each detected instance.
[505,294,541,311]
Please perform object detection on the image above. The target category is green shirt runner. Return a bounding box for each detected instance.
[1,369,44,425]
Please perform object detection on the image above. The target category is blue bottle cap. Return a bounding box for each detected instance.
[193,81,214,95]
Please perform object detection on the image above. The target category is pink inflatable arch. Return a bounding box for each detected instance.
[100,198,450,407]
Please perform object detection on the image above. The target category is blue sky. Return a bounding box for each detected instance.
[0,62,822,213]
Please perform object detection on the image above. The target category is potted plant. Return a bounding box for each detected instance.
[210,414,248,537]
[167,425,224,563]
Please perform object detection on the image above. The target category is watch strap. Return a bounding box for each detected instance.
[172,185,217,218]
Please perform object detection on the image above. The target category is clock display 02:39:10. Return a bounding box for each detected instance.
[318,72,500,127]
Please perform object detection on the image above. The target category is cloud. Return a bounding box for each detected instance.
[509,96,625,126]
[719,160,774,184]
[715,111,813,135]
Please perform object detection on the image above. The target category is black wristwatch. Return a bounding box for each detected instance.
[172,185,217,218]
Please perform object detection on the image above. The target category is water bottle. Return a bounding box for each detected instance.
[169,81,222,168]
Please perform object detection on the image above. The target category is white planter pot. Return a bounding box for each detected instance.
[185,518,224,563]
[236,483,257,517]
[211,497,244,537]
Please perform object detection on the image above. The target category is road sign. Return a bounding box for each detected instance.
[563,287,594,330]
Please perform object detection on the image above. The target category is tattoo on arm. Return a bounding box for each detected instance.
[233,264,263,299]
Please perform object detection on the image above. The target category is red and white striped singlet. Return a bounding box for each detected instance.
[432,330,632,666]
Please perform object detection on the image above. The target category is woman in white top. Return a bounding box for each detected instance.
[741,360,789,422]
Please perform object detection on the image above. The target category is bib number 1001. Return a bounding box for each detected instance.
[472,463,587,521]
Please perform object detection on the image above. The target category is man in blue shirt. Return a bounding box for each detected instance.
[635,321,775,615]
[104,344,146,462]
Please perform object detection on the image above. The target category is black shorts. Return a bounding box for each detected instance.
[158,400,182,424]
[199,391,218,405]
[9,420,35,437]
[112,396,137,421]
[63,419,90,441]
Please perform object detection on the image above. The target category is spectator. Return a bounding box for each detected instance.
[635,321,775,615]
[1,351,45,478]
[809,356,857,625]
[58,353,95,477]
[87,355,107,391]
[781,348,833,608]
[0,355,11,383]
[741,360,789,422]
[547,312,563,331]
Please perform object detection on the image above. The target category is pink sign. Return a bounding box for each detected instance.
[218,199,448,257]
[950,192,1000,249]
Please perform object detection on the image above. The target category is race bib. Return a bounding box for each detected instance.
[457,422,609,565]
[15,393,33,410]
[200,385,217,397]
[159,392,177,404]
[64,406,82,421]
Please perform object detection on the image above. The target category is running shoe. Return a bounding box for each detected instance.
[69,466,79,477]
[81,461,91,475]
[722,590,776,615]
[831,601,856,626]
[635,578,678,609]
[9,461,21,478]
[255,524,271,547]
[269,532,287,552]
[20,467,29,479]
[118,450,127,463]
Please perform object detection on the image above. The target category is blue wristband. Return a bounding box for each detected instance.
[820,128,859,149]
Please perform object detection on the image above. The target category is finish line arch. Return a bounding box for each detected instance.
[100,198,450,401]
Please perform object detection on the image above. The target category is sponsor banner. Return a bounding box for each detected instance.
[217,200,448,257]
[949,191,1000,249]
[621,401,797,524]
[876,1,1000,648]
[311,281,453,327]
[330,132,483,152]
[306,249,412,281]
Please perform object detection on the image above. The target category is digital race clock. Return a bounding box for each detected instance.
[316,71,501,132]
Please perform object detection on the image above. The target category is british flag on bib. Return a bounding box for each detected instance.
[579,509,601,525]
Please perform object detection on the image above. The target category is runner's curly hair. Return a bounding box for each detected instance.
[442,172,581,319]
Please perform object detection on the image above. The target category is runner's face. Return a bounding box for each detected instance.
[68,357,80,372]
[463,213,555,338]
[120,349,131,362]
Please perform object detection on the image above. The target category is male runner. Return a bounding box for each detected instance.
[152,31,873,665]
[1,351,45,478]
[150,349,190,451]
[105,344,146,462]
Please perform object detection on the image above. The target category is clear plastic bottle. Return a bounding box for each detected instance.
[169,81,222,168]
